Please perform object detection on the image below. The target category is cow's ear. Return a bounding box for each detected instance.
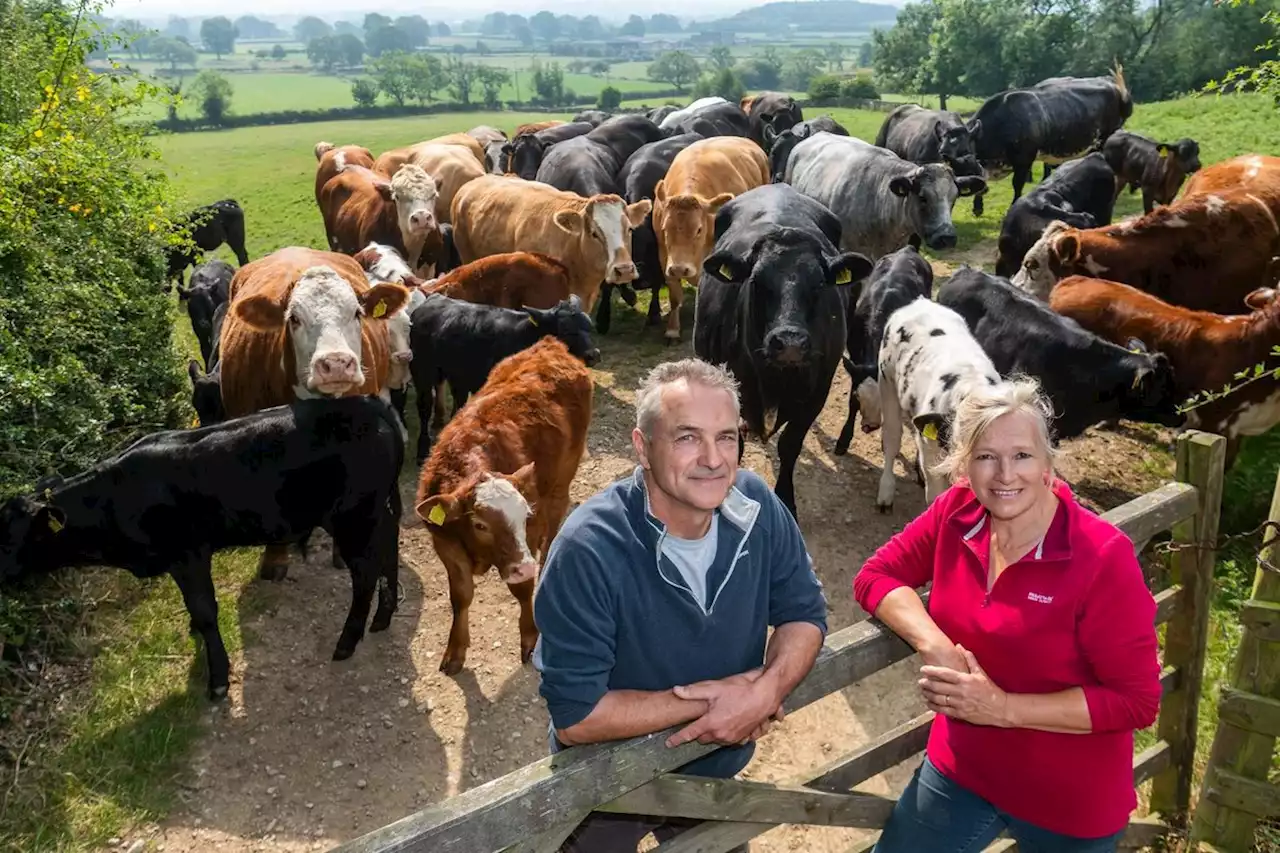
[933,121,946,141]
[966,118,982,140]
[188,359,203,383]
[232,294,286,329]
[1052,233,1081,266]
[704,250,747,283]
[654,179,668,204]
[416,492,462,527]
[828,251,873,288]
[913,413,950,449]
[553,209,583,235]
[625,199,652,226]
[1125,337,1149,354]
[375,180,395,201]
[956,176,987,197]
[509,462,538,502]
[1246,287,1278,311]
[889,175,915,198]
[907,233,923,250]
[362,282,409,320]
[704,192,734,215]
[1156,143,1170,159]
[28,502,68,541]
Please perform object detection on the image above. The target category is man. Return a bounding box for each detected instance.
[533,358,829,852]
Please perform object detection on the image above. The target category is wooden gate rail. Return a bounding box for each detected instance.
[1192,464,1280,849]
[332,432,1225,853]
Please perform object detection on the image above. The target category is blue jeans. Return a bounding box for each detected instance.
[874,757,1124,853]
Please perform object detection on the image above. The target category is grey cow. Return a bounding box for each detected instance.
[781,132,986,260]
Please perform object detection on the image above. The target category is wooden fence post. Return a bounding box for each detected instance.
[1150,431,1225,820]
[1192,463,1280,849]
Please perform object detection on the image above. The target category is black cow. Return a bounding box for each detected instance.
[937,268,1185,439]
[875,104,984,188]
[995,152,1116,277]
[1102,130,1201,214]
[408,294,599,462]
[0,396,404,699]
[969,71,1133,215]
[572,109,612,125]
[663,102,750,139]
[614,132,706,331]
[180,258,234,370]
[746,92,803,150]
[834,245,933,455]
[166,199,249,291]
[763,115,848,154]
[188,300,227,427]
[502,122,595,180]
[647,105,680,126]
[693,184,873,517]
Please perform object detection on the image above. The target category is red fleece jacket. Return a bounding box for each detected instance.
[853,480,1160,838]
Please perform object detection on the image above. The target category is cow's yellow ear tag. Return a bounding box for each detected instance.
[428,504,447,525]
[835,269,852,284]
[1132,373,1143,390]
[528,315,539,327]
[48,515,64,534]
[718,265,732,280]
[1158,148,1169,159]
[922,423,939,441]
[372,301,388,319]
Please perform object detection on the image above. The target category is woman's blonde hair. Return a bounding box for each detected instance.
[935,376,1059,482]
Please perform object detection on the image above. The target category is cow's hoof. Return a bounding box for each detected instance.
[332,553,347,572]
[208,684,229,702]
[876,503,893,515]
[332,644,356,662]
[370,612,393,633]
[833,443,850,457]
[439,655,464,676]
[664,334,681,347]
[257,562,289,582]
[618,285,638,307]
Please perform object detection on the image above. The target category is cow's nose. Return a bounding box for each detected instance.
[764,328,810,364]
[313,352,359,384]
[609,262,637,282]
[927,230,957,250]
[410,212,435,231]
[666,263,695,281]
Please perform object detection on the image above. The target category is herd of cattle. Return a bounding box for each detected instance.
[4,72,1280,700]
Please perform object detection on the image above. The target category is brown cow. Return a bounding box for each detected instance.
[220,247,409,578]
[450,175,650,313]
[513,119,564,136]
[319,163,442,276]
[1050,275,1280,466]
[379,142,483,226]
[415,337,592,675]
[374,132,486,175]
[652,136,770,341]
[314,142,375,248]
[424,251,572,309]
[1184,154,1280,202]
[1011,187,1280,314]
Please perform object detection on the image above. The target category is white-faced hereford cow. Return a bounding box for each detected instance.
[318,163,442,276]
[874,296,1001,512]
[694,183,872,518]
[783,132,986,259]
[450,175,649,314]
[377,142,485,226]
[219,247,409,578]
[653,136,770,343]
[415,337,593,675]
[1011,187,1280,313]
[969,68,1132,214]
[1050,276,1280,467]
[1102,130,1201,214]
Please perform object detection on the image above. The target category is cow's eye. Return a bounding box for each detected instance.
[1026,259,1039,271]
[289,315,301,328]
[472,518,489,532]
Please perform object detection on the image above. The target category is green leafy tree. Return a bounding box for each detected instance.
[649,13,682,32]
[648,50,700,91]
[693,67,746,101]
[165,15,190,39]
[435,21,452,36]
[294,15,331,43]
[619,14,645,36]
[825,42,846,70]
[153,35,197,71]
[395,15,431,47]
[199,16,237,59]
[530,10,559,41]
[371,51,429,105]
[476,65,510,106]
[1205,2,1279,101]
[737,57,782,88]
[808,73,843,100]
[785,48,826,89]
[530,59,566,104]
[709,45,734,71]
[336,33,364,68]
[307,36,341,72]
[598,84,622,108]
[857,40,874,68]
[270,43,286,60]
[191,69,232,120]
[351,77,379,106]
[366,24,412,58]
[446,56,477,104]
[841,72,880,99]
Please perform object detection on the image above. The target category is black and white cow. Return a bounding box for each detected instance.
[1102,130,1201,214]
[662,101,751,139]
[834,245,934,455]
[937,268,1185,439]
[995,152,1116,277]
[502,122,595,180]
[969,70,1133,214]
[693,183,872,517]
[658,97,729,131]
[874,104,984,179]
[783,132,986,259]
[408,293,600,461]
[874,296,1001,512]
[746,91,804,150]
[0,396,404,699]
[166,199,250,291]
[180,258,235,370]
[615,132,706,330]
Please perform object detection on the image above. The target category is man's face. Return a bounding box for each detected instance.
[633,379,740,514]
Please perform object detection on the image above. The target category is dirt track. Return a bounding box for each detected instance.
[128,258,1178,853]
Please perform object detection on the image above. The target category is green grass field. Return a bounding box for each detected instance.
[5,90,1277,852]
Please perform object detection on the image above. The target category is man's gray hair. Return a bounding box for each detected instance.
[635,359,741,437]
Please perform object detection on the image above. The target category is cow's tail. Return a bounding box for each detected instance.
[315,141,336,161]
[1112,60,1132,111]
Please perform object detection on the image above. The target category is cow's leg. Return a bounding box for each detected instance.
[595,283,614,335]
[257,542,290,581]
[440,558,475,675]
[664,276,684,344]
[508,578,538,665]
[171,556,230,700]
[1142,187,1156,215]
[835,362,864,457]
[972,188,985,217]
[775,404,823,518]
[646,283,663,327]
[1011,160,1035,202]
[1225,436,1243,471]
[332,553,378,661]
[370,492,402,633]
[1113,175,1126,203]
[876,376,905,513]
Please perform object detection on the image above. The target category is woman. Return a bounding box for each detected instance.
[853,378,1161,853]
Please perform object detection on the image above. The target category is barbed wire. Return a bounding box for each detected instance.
[1152,519,1280,574]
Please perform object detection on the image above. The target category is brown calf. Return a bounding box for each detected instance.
[415,337,593,675]
[318,164,442,276]
[314,142,375,248]
[423,251,572,308]
[513,119,564,136]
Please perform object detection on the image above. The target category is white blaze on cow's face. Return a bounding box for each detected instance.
[593,199,651,284]
[287,266,367,397]
[360,242,413,283]
[474,473,538,586]
[1011,220,1072,301]
[390,165,439,238]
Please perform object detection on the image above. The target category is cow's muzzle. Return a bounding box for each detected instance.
[607,262,637,284]
[763,327,811,366]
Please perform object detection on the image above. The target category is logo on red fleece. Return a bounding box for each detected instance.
[1027,592,1055,604]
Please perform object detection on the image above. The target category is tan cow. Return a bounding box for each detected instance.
[383,142,483,226]
[450,175,650,313]
[466,125,507,149]
[374,132,486,175]
[319,163,441,276]
[220,247,409,578]
[652,136,770,341]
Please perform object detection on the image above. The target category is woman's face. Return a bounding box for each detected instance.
[966,411,1054,521]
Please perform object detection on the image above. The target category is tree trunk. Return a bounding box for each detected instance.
[939,92,948,110]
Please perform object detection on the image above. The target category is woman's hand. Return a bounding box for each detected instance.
[919,646,1011,727]
[918,637,970,673]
